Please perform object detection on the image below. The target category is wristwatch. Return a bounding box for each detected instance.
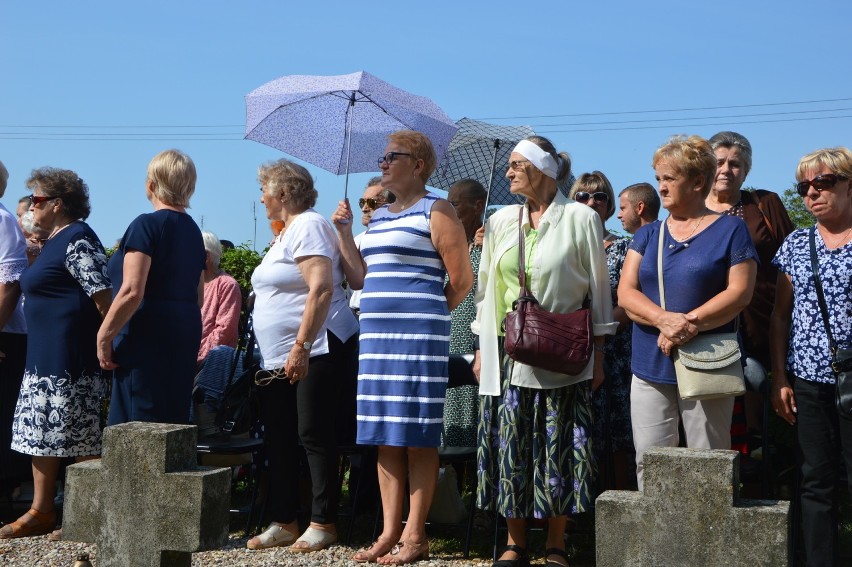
[295,339,313,351]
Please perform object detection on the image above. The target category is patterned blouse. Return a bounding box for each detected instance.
[773,227,852,384]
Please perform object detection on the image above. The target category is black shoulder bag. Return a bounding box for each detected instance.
[809,226,852,417]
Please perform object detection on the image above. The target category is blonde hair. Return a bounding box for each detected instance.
[569,171,616,219]
[147,149,197,207]
[652,135,717,197]
[387,130,437,182]
[796,147,852,182]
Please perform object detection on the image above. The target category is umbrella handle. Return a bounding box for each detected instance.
[482,139,500,224]
[342,92,356,203]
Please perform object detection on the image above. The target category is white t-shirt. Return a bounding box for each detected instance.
[251,209,358,370]
[0,202,27,334]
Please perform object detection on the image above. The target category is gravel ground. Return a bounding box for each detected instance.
[0,535,493,566]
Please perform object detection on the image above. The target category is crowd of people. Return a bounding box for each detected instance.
[0,130,850,567]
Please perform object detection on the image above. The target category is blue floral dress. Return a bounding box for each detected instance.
[591,237,634,461]
[11,222,111,457]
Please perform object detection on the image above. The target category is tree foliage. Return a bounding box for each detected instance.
[220,243,264,296]
[780,184,815,229]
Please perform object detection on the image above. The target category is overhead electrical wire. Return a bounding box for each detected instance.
[0,96,848,140]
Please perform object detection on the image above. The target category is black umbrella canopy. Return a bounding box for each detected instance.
[427,118,535,206]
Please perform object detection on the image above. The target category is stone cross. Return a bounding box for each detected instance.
[63,422,231,567]
[596,447,789,567]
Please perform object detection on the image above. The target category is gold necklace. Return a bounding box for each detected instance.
[821,225,852,249]
[667,213,706,249]
[48,220,75,240]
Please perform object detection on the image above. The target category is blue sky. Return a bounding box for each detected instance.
[2,1,851,248]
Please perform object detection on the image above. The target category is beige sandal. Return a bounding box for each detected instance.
[246,522,297,550]
[353,537,397,563]
[378,539,430,565]
[290,525,337,553]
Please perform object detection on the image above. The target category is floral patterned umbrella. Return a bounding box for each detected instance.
[245,71,457,200]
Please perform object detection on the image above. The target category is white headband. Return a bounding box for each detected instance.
[513,140,558,179]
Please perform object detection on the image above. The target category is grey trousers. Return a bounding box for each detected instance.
[630,375,734,490]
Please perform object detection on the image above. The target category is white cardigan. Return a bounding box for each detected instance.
[472,191,617,396]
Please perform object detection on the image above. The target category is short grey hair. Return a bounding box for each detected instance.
[201,230,223,270]
[0,160,8,198]
[708,131,753,175]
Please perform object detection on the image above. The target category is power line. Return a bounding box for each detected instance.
[476,96,852,120]
[537,114,852,134]
[0,124,243,128]
[531,107,852,128]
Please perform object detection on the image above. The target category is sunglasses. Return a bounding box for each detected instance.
[254,367,287,387]
[358,197,385,210]
[28,194,55,206]
[508,159,530,171]
[796,174,847,197]
[574,191,610,205]
[377,151,412,167]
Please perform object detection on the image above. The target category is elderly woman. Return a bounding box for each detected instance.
[569,171,636,490]
[333,130,473,564]
[771,147,852,567]
[618,135,758,490]
[0,161,30,506]
[1,168,112,539]
[473,137,616,567]
[97,149,206,425]
[246,159,359,552]
[705,132,795,450]
[197,231,241,366]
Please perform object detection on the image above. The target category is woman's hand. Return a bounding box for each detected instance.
[656,311,698,344]
[771,374,797,425]
[472,350,481,384]
[331,200,354,232]
[285,345,310,385]
[97,332,118,370]
[473,226,485,247]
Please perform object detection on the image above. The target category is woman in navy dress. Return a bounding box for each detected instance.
[333,130,472,564]
[97,149,205,425]
[1,168,111,539]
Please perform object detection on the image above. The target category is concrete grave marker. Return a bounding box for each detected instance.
[63,422,231,567]
[596,447,789,567]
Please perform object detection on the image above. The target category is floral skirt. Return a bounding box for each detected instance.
[476,355,596,519]
[11,368,106,457]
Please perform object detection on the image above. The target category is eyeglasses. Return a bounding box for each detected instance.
[377,152,412,167]
[28,194,55,206]
[508,159,530,171]
[254,367,287,387]
[358,197,385,210]
[574,191,610,205]
[796,174,848,197]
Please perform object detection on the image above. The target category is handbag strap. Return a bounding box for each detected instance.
[657,222,667,310]
[810,226,839,357]
[516,206,531,296]
[656,220,738,332]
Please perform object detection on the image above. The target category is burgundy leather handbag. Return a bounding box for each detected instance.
[502,208,593,375]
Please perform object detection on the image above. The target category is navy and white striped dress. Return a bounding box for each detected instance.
[356,193,451,447]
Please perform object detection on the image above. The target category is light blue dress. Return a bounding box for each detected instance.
[356,193,450,447]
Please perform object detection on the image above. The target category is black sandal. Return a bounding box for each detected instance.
[493,544,530,567]
[544,547,570,567]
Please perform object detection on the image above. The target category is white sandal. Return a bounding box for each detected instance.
[290,525,338,553]
[247,522,297,550]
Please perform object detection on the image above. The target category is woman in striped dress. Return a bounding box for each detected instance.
[333,130,473,564]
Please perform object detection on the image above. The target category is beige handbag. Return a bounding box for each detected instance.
[657,224,746,400]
